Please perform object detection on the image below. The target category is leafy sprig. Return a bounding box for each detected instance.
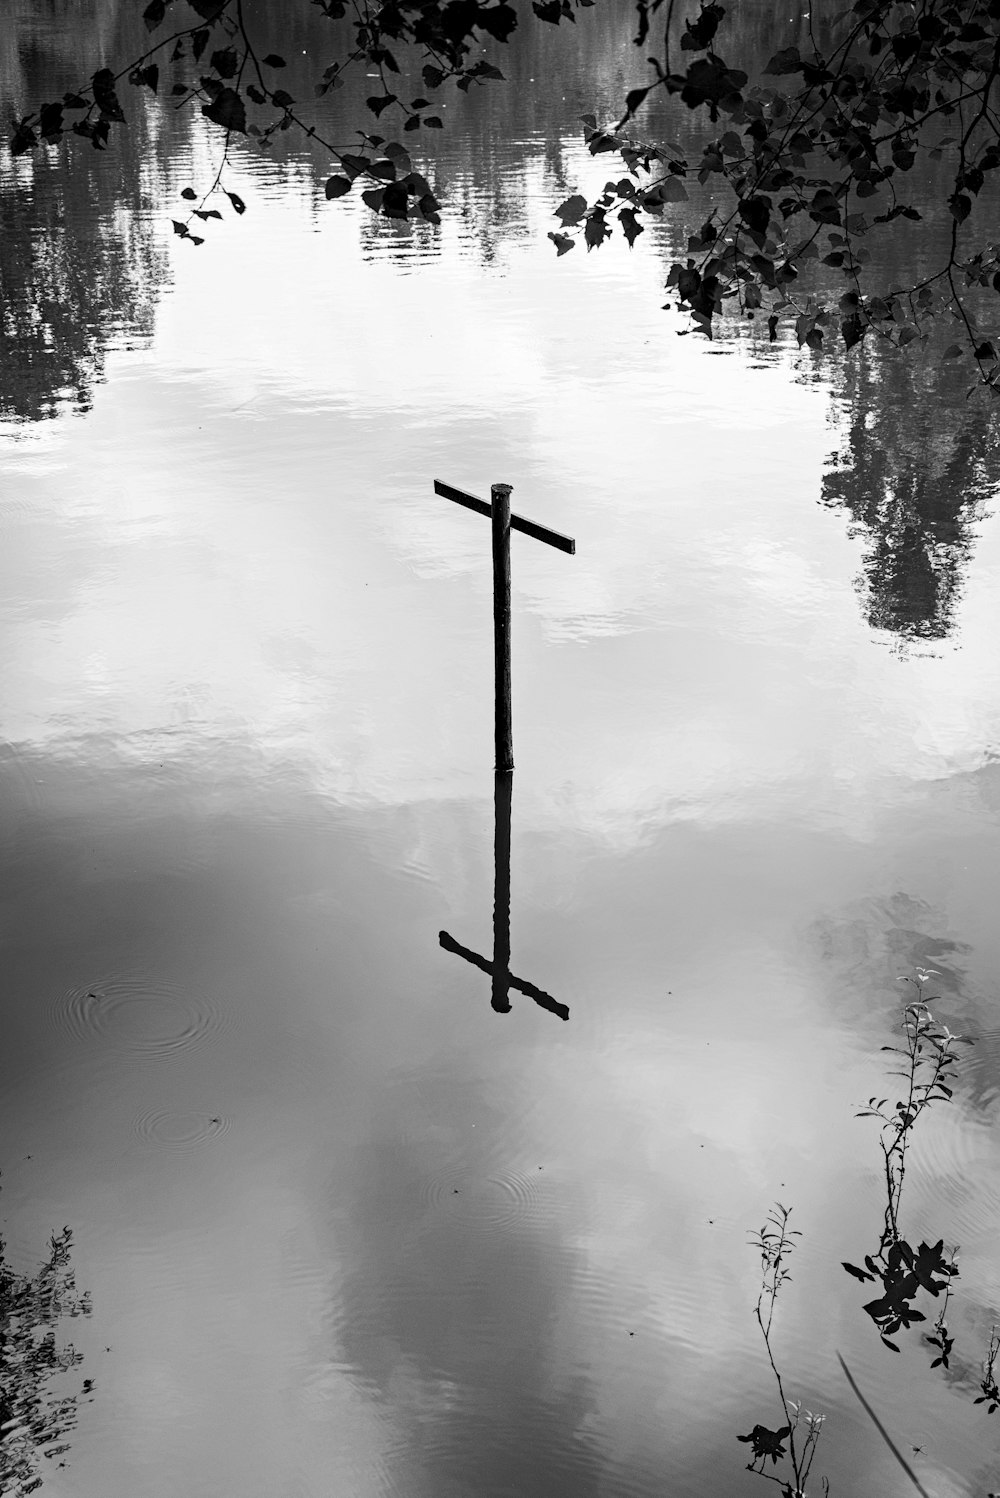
[551,0,1000,388]
[741,1204,828,1494]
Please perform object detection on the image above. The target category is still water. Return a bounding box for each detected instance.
[3,3,1000,1495]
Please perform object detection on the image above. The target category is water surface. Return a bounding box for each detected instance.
[3,4,1000,1495]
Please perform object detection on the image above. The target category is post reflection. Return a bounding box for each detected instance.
[440,773,569,1021]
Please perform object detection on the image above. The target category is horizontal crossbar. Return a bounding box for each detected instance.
[434,479,576,554]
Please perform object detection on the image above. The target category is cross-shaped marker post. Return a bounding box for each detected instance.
[435,477,574,1020]
[434,478,575,772]
[439,771,569,1021]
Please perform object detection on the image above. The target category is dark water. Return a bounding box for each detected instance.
[3,4,1000,1495]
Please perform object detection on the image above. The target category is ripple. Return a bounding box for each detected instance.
[51,972,228,1063]
[131,1108,232,1152]
[421,1164,552,1236]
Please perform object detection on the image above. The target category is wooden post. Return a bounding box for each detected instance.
[433,476,573,772]
[491,482,514,773]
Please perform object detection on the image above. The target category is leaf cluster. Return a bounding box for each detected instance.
[9,0,589,239]
[744,1205,828,1494]
[841,986,989,1389]
[551,0,1000,386]
[843,1236,957,1351]
[1,1223,94,1498]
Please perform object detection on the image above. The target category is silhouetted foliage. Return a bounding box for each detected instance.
[11,1,1000,383]
[1,1209,93,1497]
[742,1204,829,1494]
[557,0,1000,388]
[843,978,970,1361]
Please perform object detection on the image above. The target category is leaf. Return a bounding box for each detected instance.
[555,193,588,226]
[809,188,841,225]
[585,209,610,249]
[765,45,803,74]
[623,86,650,117]
[130,64,159,93]
[172,219,190,237]
[188,0,226,16]
[842,313,866,350]
[262,54,287,67]
[681,2,725,51]
[193,208,223,219]
[619,207,644,246]
[361,187,385,213]
[210,47,239,79]
[382,183,409,219]
[226,191,246,214]
[655,175,688,203]
[476,2,518,40]
[422,64,445,89]
[323,174,351,199]
[737,1424,791,1465]
[548,231,576,255]
[424,116,444,128]
[272,90,294,109]
[843,1262,874,1282]
[533,0,571,21]
[912,1240,953,1295]
[10,120,36,154]
[739,195,771,237]
[367,94,398,117]
[202,88,247,133]
[93,67,125,122]
[143,0,167,29]
[368,159,397,181]
[942,343,964,359]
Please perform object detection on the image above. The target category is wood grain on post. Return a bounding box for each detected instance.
[491,482,514,772]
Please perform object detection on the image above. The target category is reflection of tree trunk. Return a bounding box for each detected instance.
[0,4,167,424]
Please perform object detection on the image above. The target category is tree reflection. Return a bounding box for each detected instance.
[821,353,1000,644]
[1,1211,93,1496]
[0,5,167,423]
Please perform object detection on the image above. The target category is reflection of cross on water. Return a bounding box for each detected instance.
[440,772,569,1022]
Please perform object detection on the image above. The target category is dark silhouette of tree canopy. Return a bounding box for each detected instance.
[1,1212,93,1497]
[9,0,1000,384]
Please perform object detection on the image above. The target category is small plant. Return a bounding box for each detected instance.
[1,1213,94,1497]
[976,1328,1000,1414]
[842,977,970,1357]
[740,1204,828,1496]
